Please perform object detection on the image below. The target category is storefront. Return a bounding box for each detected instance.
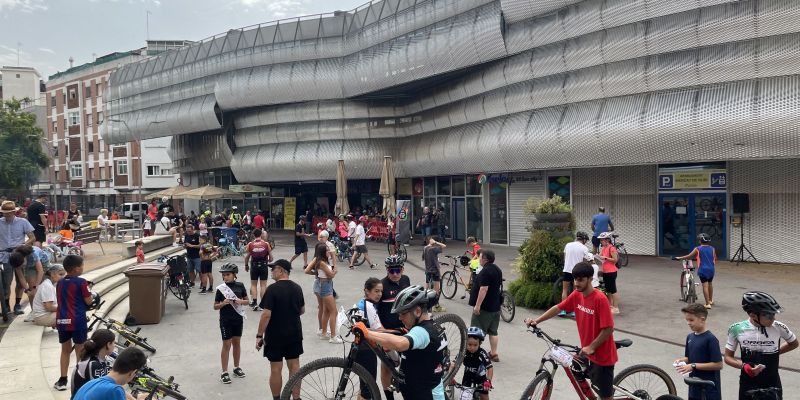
[405,176,484,242]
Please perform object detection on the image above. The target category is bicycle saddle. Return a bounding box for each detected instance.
[684,377,715,388]
[612,234,619,238]
[614,339,632,349]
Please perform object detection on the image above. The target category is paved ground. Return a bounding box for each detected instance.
[132,232,800,399]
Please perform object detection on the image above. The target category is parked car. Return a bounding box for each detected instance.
[118,202,149,221]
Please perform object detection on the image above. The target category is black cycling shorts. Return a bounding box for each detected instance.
[33,228,46,243]
[562,272,574,282]
[250,262,269,281]
[264,340,303,362]
[588,362,614,398]
[603,271,618,294]
[200,260,213,274]
[220,318,243,340]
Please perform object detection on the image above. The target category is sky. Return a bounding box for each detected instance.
[0,0,367,80]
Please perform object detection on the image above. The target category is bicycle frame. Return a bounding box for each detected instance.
[337,332,406,395]
[444,256,473,287]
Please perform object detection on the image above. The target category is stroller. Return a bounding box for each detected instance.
[332,235,353,262]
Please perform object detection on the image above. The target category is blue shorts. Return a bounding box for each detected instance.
[313,279,334,297]
[187,257,201,273]
[422,226,432,236]
[58,328,88,344]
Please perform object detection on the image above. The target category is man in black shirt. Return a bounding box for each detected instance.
[26,194,48,245]
[289,215,311,267]
[378,255,411,399]
[183,224,202,289]
[469,249,502,362]
[256,259,305,400]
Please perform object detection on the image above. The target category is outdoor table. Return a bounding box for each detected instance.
[107,219,136,242]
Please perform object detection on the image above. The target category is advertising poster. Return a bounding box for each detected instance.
[396,199,412,244]
[284,197,296,229]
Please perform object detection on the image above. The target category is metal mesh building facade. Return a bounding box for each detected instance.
[104,0,800,262]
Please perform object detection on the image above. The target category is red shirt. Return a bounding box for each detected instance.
[253,214,265,229]
[558,289,618,366]
[470,243,481,257]
[600,245,618,273]
[136,247,145,263]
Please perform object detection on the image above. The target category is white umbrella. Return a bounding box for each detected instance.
[334,160,350,216]
[379,156,396,217]
[178,185,244,200]
[145,185,190,200]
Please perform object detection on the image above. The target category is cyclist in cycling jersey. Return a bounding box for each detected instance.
[353,285,447,400]
[724,291,798,399]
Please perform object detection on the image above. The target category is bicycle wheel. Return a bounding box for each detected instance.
[679,271,688,302]
[500,291,516,323]
[686,277,697,304]
[151,383,187,400]
[279,357,380,400]
[118,330,157,353]
[617,245,629,267]
[519,370,553,400]
[434,313,467,384]
[441,271,458,299]
[179,284,189,310]
[655,396,684,400]
[552,277,570,306]
[353,252,366,266]
[613,364,677,398]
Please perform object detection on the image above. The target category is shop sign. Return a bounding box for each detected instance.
[229,184,268,193]
[477,174,511,188]
[658,168,727,190]
[511,172,543,183]
[284,197,296,229]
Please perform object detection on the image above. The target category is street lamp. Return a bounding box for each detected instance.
[108,118,166,222]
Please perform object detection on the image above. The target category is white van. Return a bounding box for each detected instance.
[119,202,149,221]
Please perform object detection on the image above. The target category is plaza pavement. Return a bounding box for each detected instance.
[137,232,800,399]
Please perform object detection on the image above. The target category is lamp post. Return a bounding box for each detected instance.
[108,118,165,222]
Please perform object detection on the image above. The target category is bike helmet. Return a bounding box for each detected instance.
[219,263,239,274]
[597,232,613,240]
[576,231,590,241]
[697,233,711,243]
[391,285,438,314]
[161,196,169,203]
[385,254,404,268]
[359,216,368,223]
[316,222,324,228]
[459,255,471,267]
[742,291,783,314]
[467,326,486,341]
[232,206,238,210]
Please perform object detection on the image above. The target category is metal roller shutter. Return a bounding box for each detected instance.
[508,172,546,246]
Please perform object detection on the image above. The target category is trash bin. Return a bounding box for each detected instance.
[124,262,168,324]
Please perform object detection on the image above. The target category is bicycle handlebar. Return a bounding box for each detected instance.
[527,326,581,352]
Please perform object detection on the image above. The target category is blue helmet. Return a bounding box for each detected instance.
[467,326,486,340]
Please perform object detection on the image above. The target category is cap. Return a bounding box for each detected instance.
[268,259,292,272]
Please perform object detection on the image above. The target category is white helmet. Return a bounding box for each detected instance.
[597,232,613,240]
[161,196,169,203]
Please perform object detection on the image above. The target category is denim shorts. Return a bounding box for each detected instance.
[313,278,334,297]
[422,226,432,236]
[187,257,201,273]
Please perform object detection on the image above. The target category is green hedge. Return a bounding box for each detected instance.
[516,230,573,283]
[508,279,554,310]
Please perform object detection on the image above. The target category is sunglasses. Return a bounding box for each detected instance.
[388,268,402,274]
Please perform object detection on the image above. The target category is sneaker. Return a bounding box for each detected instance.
[611,307,620,314]
[329,336,343,344]
[370,264,377,270]
[199,288,206,295]
[53,377,68,391]
[232,367,246,378]
[13,304,23,315]
[558,310,567,317]
[317,329,326,339]
[189,282,195,288]
[704,304,712,309]
[249,300,257,308]
[220,372,231,384]
[252,305,262,311]
[567,312,576,318]
[348,265,355,270]
[490,354,500,363]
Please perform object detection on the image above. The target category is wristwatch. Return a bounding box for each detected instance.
[691,363,697,370]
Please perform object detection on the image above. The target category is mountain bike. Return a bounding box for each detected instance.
[672,258,698,304]
[129,374,187,400]
[159,255,190,310]
[520,326,676,399]
[611,234,629,267]
[280,308,466,400]
[440,255,516,322]
[88,301,157,353]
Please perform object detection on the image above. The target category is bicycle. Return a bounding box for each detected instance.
[446,382,491,400]
[610,233,629,267]
[672,258,698,304]
[280,308,467,400]
[333,236,365,266]
[655,377,780,400]
[88,301,157,353]
[129,374,187,400]
[520,326,676,400]
[387,237,408,263]
[159,255,190,310]
[217,229,244,258]
[440,255,516,323]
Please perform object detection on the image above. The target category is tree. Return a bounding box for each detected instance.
[0,99,50,190]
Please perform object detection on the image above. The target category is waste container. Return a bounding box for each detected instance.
[124,262,168,324]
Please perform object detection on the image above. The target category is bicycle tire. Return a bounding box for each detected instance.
[279,356,380,400]
[686,277,697,304]
[613,364,677,398]
[655,396,684,400]
[151,383,186,400]
[679,271,688,302]
[519,370,553,400]
[434,313,467,384]
[441,271,458,299]
[179,285,189,310]
[118,330,157,353]
[353,252,366,266]
[501,291,516,323]
[617,245,629,267]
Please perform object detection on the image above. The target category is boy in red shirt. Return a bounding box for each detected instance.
[135,241,145,263]
[525,261,617,400]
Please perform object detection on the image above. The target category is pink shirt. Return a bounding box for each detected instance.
[601,245,618,273]
[136,247,145,263]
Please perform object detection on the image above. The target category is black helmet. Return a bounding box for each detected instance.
[458,255,471,267]
[742,291,783,314]
[576,231,590,241]
[219,263,239,274]
[697,233,711,243]
[385,254,404,268]
[390,285,438,314]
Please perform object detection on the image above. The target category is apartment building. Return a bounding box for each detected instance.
[0,66,44,105]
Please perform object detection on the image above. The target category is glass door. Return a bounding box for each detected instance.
[694,194,726,258]
[452,198,466,241]
[659,193,726,257]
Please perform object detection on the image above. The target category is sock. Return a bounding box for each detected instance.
[15,298,21,305]
[384,390,395,400]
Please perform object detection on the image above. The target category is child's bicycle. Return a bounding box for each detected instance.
[440,255,516,322]
[655,377,781,400]
[129,373,186,400]
[279,307,467,400]
[446,382,491,400]
[521,326,676,399]
[88,301,157,353]
[218,227,243,258]
[671,258,698,304]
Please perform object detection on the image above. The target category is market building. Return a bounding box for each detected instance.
[105,0,800,263]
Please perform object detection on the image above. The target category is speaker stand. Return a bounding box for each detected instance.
[731,213,759,265]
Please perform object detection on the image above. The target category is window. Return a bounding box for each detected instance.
[116,160,128,175]
[108,166,112,177]
[68,112,79,125]
[69,89,76,100]
[160,168,172,176]
[52,121,57,133]
[55,171,60,181]
[147,165,161,176]
[96,112,103,125]
[62,93,66,104]
[100,166,106,179]
[50,95,56,108]
[96,83,103,97]
[70,163,83,178]
[86,114,92,127]
[52,146,58,157]
[85,86,91,98]
[88,142,94,153]
[15,73,20,78]
[89,167,95,179]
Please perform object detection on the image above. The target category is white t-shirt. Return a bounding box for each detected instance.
[354,224,366,246]
[348,221,357,238]
[356,300,383,331]
[326,219,335,232]
[30,278,57,320]
[154,217,171,235]
[563,241,589,273]
[324,240,336,265]
[97,215,108,227]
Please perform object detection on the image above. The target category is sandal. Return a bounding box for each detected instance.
[490,353,500,362]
